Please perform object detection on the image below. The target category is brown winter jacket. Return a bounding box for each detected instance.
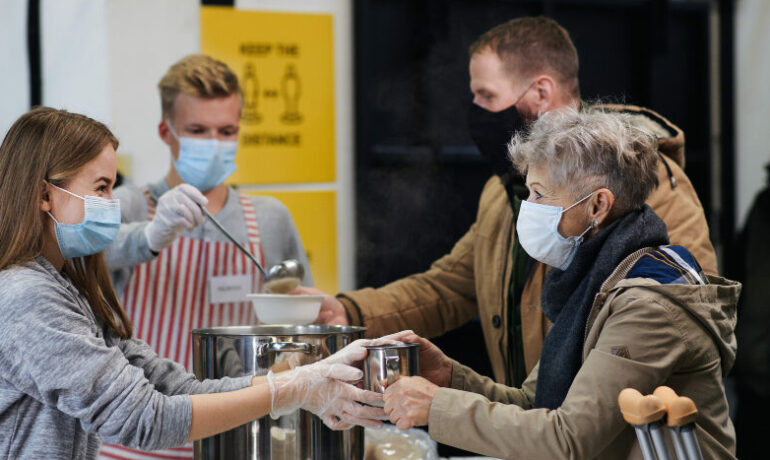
[339,105,717,383]
[427,248,738,459]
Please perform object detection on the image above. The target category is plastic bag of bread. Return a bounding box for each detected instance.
[364,424,439,460]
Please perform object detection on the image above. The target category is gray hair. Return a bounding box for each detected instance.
[508,108,659,215]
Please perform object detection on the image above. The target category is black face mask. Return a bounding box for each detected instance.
[468,102,528,176]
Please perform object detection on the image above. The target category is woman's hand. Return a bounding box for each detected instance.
[267,361,386,430]
[383,376,439,429]
[392,331,452,388]
[322,330,417,367]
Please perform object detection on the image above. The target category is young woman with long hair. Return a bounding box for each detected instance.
[0,107,387,459]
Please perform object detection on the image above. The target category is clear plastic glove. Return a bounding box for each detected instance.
[267,362,387,430]
[144,184,208,252]
[323,331,416,367]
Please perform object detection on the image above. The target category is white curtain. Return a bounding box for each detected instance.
[0,0,30,139]
[39,0,198,185]
[736,0,770,227]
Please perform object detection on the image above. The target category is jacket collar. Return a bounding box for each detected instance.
[589,103,686,168]
[587,248,739,376]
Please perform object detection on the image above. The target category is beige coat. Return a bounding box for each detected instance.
[428,248,738,459]
[339,105,717,384]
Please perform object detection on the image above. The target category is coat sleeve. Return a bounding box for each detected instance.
[338,221,479,339]
[646,155,718,274]
[448,359,537,407]
[427,291,688,459]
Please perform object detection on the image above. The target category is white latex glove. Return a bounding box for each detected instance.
[322,330,416,367]
[144,184,208,252]
[267,362,386,430]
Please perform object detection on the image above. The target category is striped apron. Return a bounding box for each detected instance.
[98,189,263,460]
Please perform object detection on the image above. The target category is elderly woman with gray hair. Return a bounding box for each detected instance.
[381,109,739,459]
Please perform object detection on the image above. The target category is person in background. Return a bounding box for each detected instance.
[305,16,717,391]
[730,163,770,459]
[0,107,385,460]
[101,54,313,459]
[382,109,738,459]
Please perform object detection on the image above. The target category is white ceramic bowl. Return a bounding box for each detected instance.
[247,293,323,325]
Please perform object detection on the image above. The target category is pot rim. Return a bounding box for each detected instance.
[363,341,420,349]
[192,324,366,337]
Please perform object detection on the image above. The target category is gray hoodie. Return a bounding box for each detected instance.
[0,256,252,459]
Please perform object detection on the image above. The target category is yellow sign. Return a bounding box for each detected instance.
[243,189,338,293]
[201,7,335,184]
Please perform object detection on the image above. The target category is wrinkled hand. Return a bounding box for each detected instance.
[383,376,438,429]
[145,184,208,252]
[292,286,349,325]
[267,361,386,430]
[394,331,452,388]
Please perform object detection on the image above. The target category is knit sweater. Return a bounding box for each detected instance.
[0,256,252,459]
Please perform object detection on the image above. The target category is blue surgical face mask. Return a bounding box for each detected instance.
[167,120,238,191]
[47,183,121,259]
[516,191,597,271]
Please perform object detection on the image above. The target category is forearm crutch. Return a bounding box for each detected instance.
[654,386,704,460]
[618,388,673,460]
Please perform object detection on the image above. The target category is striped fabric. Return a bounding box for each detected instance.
[98,189,264,460]
[626,245,707,285]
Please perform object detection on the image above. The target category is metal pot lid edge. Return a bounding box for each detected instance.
[363,341,420,349]
[192,324,367,336]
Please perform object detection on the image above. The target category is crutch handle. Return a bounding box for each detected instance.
[618,388,666,425]
[653,386,698,426]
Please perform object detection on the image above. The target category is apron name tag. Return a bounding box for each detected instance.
[209,274,253,304]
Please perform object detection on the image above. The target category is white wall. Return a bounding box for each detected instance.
[105,0,199,184]
[41,0,111,125]
[0,0,30,138]
[37,0,198,184]
[736,0,770,228]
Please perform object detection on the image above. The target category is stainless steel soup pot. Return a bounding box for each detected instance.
[192,325,366,460]
[362,342,419,393]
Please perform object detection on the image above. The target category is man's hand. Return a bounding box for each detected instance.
[395,332,452,388]
[292,286,349,325]
[383,376,438,430]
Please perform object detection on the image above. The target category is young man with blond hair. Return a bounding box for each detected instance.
[100,54,312,460]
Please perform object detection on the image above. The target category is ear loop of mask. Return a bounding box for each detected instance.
[513,80,537,112]
[166,120,180,140]
[561,190,600,240]
[45,181,84,223]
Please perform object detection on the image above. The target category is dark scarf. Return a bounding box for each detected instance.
[534,205,669,409]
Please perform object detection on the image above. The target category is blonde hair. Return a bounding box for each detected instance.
[0,107,133,339]
[508,108,659,216]
[158,54,241,119]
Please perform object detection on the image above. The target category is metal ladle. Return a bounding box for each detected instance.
[200,206,304,293]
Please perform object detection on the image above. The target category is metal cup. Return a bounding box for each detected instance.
[362,342,419,393]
